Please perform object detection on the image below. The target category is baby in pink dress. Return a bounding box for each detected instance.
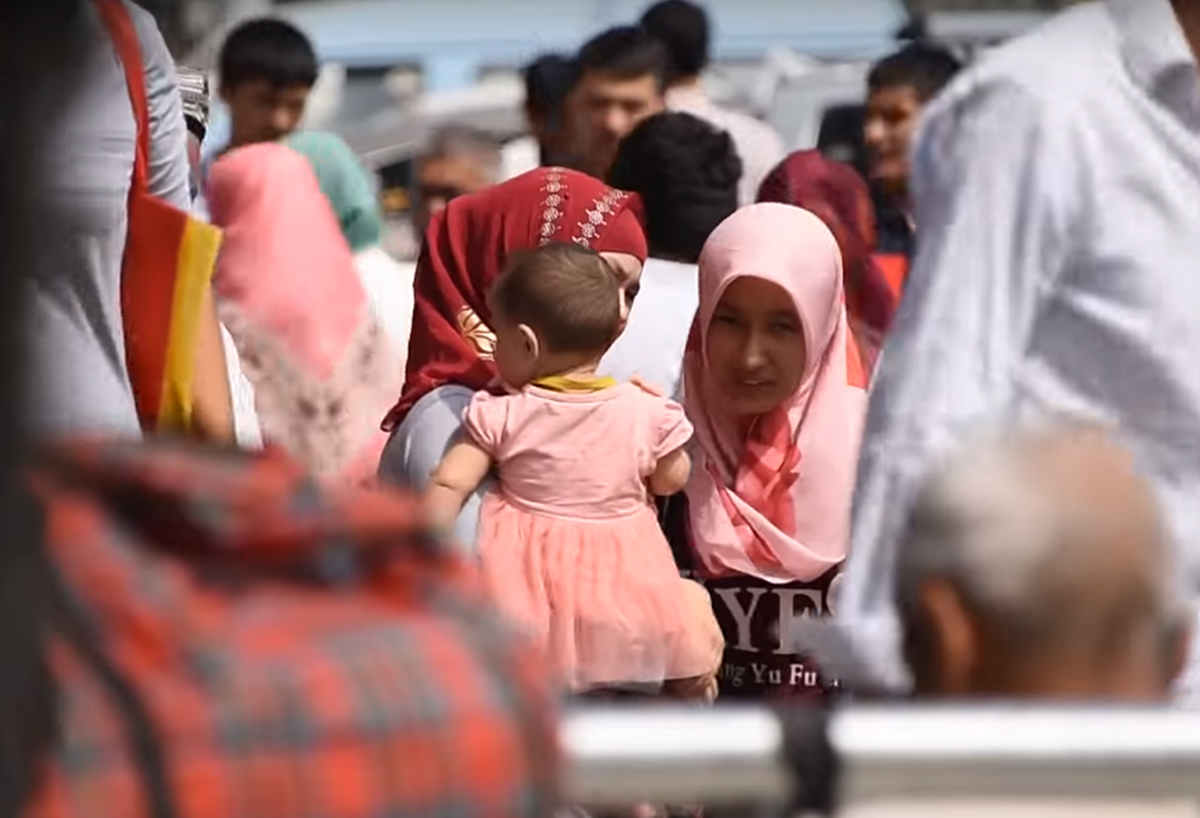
[426,244,722,697]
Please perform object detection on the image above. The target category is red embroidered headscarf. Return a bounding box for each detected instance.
[757,151,897,374]
[383,168,648,430]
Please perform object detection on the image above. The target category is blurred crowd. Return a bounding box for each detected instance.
[9,0,1200,815]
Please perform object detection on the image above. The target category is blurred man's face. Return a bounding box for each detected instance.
[572,70,663,178]
[413,153,494,237]
[864,83,923,200]
[221,79,311,148]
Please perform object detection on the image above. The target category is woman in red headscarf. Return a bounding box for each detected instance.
[377,167,649,551]
[757,151,898,374]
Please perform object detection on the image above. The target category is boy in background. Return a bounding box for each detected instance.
[863,43,962,262]
[195,19,319,219]
[217,18,319,151]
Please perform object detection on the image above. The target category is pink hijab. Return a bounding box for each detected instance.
[683,203,867,583]
[208,143,397,483]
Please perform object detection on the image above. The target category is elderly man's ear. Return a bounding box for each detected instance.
[1167,611,1194,691]
[903,579,980,698]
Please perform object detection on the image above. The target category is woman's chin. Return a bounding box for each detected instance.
[717,386,788,418]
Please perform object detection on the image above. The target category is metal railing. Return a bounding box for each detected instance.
[563,705,1200,814]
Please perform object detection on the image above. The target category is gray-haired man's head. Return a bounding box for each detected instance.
[413,125,504,237]
[896,422,1188,701]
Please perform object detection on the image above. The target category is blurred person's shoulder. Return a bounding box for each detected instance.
[117,0,159,32]
[107,0,174,63]
[923,3,1117,128]
[79,0,169,60]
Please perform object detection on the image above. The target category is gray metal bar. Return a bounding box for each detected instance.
[562,706,792,808]
[835,708,1200,806]
[562,705,1200,809]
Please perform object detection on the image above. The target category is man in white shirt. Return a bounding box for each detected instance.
[837,0,1200,705]
[641,0,786,206]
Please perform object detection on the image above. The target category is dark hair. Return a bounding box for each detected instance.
[576,26,669,93]
[218,18,319,92]
[491,243,622,355]
[608,113,739,264]
[867,43,962,103]
[640,0,710,82]
[523,53,578,120]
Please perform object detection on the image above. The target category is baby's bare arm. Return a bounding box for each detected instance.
[649,447,691,496]
[425,439,493,531]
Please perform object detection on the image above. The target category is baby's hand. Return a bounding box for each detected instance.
[629,374,665,397]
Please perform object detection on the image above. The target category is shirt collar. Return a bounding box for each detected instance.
[1110,0,1196,92]
[666,84,710,111]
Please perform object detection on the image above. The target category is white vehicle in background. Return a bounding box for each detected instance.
[342,76,526,172]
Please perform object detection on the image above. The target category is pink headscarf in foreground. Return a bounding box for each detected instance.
[208,143,397,482]
[684,204,867,583]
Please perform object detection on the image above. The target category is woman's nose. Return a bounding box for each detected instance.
[741,330,769,369]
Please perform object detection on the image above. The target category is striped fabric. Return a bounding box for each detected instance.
[25,439,558,818]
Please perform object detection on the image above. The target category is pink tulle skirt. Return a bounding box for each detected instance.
[477,490,711,692]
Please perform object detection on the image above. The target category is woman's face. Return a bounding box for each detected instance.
[601,251,644,321]
[705,276,808,417]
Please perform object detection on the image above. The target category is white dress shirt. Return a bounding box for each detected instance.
[836,0,1200,703]
[667,85,787,207]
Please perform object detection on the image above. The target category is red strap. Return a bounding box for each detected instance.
[95,0,149,192]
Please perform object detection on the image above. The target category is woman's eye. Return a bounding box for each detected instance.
[712,314,737,326]
[773,321,799,334]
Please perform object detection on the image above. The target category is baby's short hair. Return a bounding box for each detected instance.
[491,243,622,355]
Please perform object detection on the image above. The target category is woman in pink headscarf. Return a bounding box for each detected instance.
[670,203,867,699]
[207,143,399,483]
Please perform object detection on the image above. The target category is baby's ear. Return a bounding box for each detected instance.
[517,323,540,359]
